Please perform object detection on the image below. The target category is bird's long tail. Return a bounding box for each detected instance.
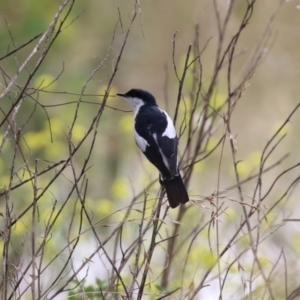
[163,174,189,208]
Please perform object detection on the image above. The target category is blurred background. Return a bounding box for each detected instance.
[1,0,300,299]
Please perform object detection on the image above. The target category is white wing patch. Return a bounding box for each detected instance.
[134,129,148,152]
[160,110,176,139]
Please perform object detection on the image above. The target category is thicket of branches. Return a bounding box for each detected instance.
[1,0,299,299]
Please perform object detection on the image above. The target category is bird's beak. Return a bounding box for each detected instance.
[116,93,126,98]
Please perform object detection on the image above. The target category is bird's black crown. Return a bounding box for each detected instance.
[119,89,157,106]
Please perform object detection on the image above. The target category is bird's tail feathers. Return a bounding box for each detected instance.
[163,175,189,209]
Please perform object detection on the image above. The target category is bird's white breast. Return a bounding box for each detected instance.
[134,130,149,152]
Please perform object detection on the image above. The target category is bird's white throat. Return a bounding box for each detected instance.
[125,97,144,117]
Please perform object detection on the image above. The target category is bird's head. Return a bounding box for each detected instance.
[117,89,157,111]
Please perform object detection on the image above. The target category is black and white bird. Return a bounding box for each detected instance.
[117,89,189,208]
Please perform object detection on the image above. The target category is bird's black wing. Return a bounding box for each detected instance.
[154,134,178,176]
[135,107,178,179]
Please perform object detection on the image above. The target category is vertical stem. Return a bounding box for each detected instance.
[31,160,38,299]
[137,190,163,299]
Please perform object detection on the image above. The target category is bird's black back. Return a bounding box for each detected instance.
[135,105,178,179]
[135,105,166,135]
